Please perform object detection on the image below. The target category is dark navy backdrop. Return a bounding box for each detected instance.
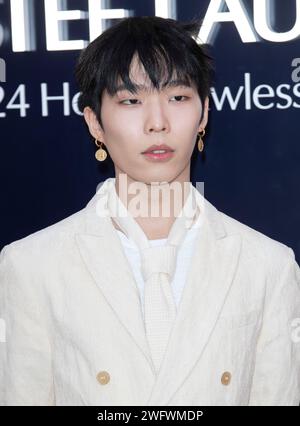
[0,0,299,263]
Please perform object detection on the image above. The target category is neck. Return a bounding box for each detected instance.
[113,167,192,240]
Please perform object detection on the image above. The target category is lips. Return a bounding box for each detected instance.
[141,144,174,154]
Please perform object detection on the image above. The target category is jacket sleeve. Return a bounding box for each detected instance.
[0,243,55,405]
[248,247,300,405]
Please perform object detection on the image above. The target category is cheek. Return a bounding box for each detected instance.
[103,107,141,142]
[172,102,202,132]
[172,118,199,149]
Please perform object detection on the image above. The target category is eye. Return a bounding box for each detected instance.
[119,99,140,105]
[170,95,189,102]
[119,95,189,105]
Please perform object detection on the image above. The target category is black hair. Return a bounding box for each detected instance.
[75,16,213,131]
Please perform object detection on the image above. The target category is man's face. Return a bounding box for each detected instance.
[84,56,209,185]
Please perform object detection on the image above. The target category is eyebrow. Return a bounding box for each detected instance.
[115,79,192,93]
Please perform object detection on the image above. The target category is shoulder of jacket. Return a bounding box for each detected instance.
[1,205,87,260]
[218,209,295,265]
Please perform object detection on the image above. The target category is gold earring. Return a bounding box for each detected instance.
[94,139,107,162]
[197,129,205,152]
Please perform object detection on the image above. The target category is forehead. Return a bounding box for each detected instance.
[128,55,149,82]
[117,57,195,93]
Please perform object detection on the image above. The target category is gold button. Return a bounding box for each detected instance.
[96,371,110,385]
[221,371,231,386]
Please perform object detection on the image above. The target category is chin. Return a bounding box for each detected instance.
[144,174,179,186]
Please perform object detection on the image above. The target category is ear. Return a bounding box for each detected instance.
[198,96,209,132]
[83,107,105,141]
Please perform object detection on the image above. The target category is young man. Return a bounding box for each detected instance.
[0,16,300,406]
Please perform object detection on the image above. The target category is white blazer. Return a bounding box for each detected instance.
[0,181,300,406]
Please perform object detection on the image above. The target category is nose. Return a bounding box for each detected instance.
[144,100,170,135]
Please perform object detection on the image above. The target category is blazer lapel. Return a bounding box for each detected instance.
[75,187,156,376]
[146,199,242,406]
